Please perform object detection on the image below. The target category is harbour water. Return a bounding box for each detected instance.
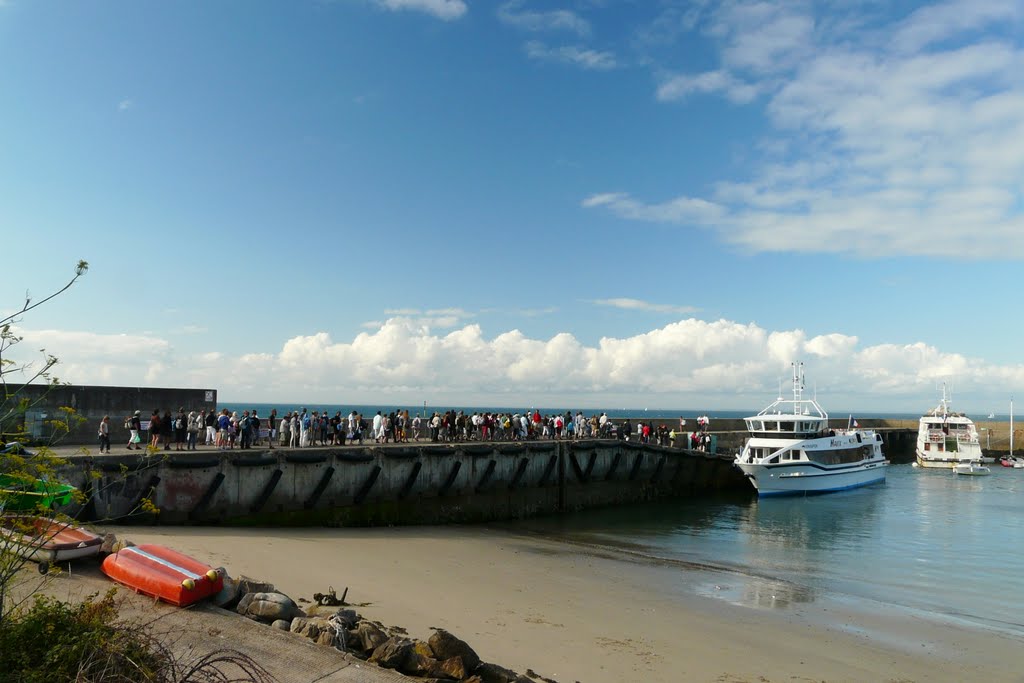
[502,464,1024,638]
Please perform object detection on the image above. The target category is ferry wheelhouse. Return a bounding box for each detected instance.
[734,363,888,497]
[915,386,985,469]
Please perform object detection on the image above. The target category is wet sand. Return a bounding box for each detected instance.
[107,525,1023,683]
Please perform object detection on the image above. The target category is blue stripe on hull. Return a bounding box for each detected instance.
[757,476,887,497]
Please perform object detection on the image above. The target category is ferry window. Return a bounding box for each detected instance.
[924,443,930,451]
[780,421,794,431]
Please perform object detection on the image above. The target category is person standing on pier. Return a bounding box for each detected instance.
[187,411,201,450]
[127,410,142,450]
[98,415,111,453]
[268,409,277,449]
[430,412,441,442]
[204,410,216,446]
[239,410,252,450]
[161,409,173,450]
[279,411,290,447]
[173,408,187,451]
[149,410,162,449]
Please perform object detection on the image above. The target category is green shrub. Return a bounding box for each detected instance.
[0,589,166,683]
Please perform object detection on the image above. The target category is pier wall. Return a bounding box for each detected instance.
[63,441,747,526]
[2,384,216,444]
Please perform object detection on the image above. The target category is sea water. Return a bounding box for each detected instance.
[503,465,1024,638]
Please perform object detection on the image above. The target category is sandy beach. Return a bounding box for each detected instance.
[104,525,1022,683]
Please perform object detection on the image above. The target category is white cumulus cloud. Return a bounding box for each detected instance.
[372,0,466,21]
[591,298,698,315]
[525,40,618,70]
[498,1,590,36]
[590,0,1024,259]
[8,320,1024,411]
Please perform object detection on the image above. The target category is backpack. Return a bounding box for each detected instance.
[175,416,185,430]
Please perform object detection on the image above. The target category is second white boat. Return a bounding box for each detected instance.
[915,385,987,468]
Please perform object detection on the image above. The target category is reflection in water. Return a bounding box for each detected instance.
[695,576,816,610]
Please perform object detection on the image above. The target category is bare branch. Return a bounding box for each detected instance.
[0,260,89,327]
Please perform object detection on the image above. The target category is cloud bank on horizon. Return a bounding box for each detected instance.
[9,314,1023,412]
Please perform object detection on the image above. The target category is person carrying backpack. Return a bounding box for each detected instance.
[174,408,187,451]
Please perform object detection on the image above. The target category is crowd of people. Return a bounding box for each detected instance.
[109,408,716,452]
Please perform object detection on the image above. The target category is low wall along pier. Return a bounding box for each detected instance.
[65,440,745,526]
[2,383,216,444]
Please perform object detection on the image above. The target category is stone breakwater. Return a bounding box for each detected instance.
[64,440,747,526]
[218,567,545,683]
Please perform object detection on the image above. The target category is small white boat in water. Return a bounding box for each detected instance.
[734,362,888,497]
[915,385,988,469]
[953,461,990,476]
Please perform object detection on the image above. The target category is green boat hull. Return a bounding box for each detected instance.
[0,475,77,511]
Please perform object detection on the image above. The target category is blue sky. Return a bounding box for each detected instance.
[2,0,1023,414]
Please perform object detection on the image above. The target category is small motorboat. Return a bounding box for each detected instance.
[953,461,991,476]
[101,544,223,607]
[0,474,77,511]
[1000,456,1024,468]
[0,515,103,573]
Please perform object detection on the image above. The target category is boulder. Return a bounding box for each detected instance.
[429,629,480,672]
[474,662,524,683]
[316,630,338,647]
[437,655,467,680]
[235,592,255,615]
[369,637,414,669]
[397,640,439,677]
[236,575,276,596]
[353,620,388,653]
[271,619,291,631]
[239,592,305,623]
[213,574,240,609]
[400,652,440,678]
[411,640,435,659]
[290,617,332,640]
[100,533,119,554]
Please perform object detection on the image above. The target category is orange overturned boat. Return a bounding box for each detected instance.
[101,544,223,607]
[0,515,103,573]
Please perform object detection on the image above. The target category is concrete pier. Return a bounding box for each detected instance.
[60,440,746,525]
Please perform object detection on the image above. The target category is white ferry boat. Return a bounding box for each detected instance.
[734,363,888,497]
[915,386,985,468]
